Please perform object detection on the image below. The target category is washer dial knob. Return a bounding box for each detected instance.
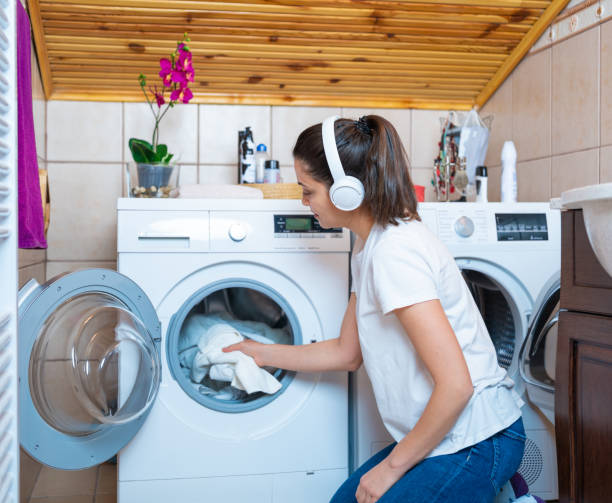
[454,216,475,238]
[228,223,247,242]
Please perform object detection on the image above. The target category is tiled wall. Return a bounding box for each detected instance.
[44,103,449,274]
[481,16,612,202]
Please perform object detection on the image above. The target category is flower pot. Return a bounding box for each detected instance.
[127,162,180,198]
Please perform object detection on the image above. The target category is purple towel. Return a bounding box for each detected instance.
[17,2,46,249]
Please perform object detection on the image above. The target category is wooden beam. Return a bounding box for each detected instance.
[26,0,53,99]
[476,0,570,106]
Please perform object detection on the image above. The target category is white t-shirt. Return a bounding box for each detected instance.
[351,218,523,457]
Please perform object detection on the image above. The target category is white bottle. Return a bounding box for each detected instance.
[254,144,268,184]
[501,141,517,203]
[240,127,256,184]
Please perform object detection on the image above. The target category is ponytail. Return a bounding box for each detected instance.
[292,115,420,226]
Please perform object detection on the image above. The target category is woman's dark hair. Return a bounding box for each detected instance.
[292,115,420,226]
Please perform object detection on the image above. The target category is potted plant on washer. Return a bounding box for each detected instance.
[128,33,195,198]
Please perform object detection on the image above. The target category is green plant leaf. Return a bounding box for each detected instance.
[161,153,174,164]
[129,138,156,163]
[156,144,168,157]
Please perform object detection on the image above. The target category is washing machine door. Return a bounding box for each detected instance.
[18,269,162,470]
[519,275,560,424]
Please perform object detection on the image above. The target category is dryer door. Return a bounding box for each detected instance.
[18,269,162,470]
[519,275,560,424]
[455,258,533,381]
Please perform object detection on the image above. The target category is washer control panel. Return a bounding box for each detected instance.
[274,214,343,239]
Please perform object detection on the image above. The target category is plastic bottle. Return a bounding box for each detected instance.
[475,165,488,203]
[501,141,517,203]
[264,159,281,183]
[240,127,256,184]
[254,144,268,184]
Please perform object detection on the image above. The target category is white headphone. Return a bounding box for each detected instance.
[322,115,365,211]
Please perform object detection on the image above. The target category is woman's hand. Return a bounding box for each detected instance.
[222,339,266,367]
[355,457,404,503]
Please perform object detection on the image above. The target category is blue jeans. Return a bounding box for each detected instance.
[331,418,526,503]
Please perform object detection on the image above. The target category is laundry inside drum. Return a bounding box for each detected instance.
[176,287,294,405]
[461,269,516,370]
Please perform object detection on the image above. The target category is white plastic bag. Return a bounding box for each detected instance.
[458,108,490,183]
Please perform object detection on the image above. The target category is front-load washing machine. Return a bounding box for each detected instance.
[350,202,561,501]
[18,198,351,503]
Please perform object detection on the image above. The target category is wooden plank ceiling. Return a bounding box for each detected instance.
[28,0,570,110]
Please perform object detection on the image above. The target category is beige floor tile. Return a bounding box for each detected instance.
[30,496,94,503]
[18,263,45,289]
[18,248,46,268]
[19,449,42,503]
[94,494,117,503]
[46,261,116,281]
[95,464,117,494]
[552,28,599,155]
[31,466,97,498]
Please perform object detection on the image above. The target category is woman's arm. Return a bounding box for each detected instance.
[356,299,473,502]
[223,293,362,373]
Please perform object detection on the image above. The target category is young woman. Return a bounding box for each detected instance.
[224,115,526,503]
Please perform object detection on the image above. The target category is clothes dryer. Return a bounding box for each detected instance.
[19,199,350,503]
[350,202,560,501]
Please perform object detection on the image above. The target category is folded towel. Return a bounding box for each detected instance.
[170,184,264,199]
[191,324,282,395]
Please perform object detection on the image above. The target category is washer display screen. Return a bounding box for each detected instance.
[496,213,548,241]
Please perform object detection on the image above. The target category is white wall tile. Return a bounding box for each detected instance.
[411,109,448,169]
[342,108,412,162]
[517,158,551,202]
[200,105,270,165]
[125,102,197,164]
[551,149,599,197]
[601,145,612,183]
[601,19,612,146]
[552,28,599,155]
[47,163,122,261]
[410,168,436,202]
[481,77,513,168]
[271,106,340,165]
[179,164,198,186]
[46,261,117,280]
[47,101,122,162]
[280,165,297,183]
[198,165,237,184]
[31,46,46,160]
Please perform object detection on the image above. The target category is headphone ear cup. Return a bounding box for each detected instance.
[329,176,364,211]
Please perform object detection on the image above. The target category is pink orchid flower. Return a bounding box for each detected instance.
[159,58,173,87]
[170,84,193,104]
[176,51,195,82]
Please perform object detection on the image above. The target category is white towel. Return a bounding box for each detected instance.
[191,324,282,395]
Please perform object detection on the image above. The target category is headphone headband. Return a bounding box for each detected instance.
[321,115,365,212]
[321,115,346,183]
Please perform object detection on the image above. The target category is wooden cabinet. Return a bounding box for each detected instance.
[556,210,612,503]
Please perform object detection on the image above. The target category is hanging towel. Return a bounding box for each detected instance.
[17,2,46,249]
[191,324,282,395]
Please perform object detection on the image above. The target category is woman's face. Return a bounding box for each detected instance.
[294,158,345,229]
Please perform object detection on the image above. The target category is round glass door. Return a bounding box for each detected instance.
[19,269,161,470]
[166,279,300,413]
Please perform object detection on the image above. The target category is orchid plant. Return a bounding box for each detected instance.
[129,33,195,165]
